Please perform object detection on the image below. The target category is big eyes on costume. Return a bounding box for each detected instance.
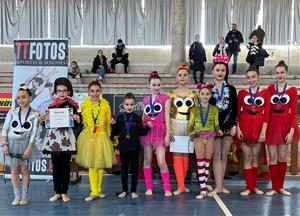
[243,96,265,106]
[11,120,32,135]
[144,103,163,118]
[174,98,194,108]
[270,95,290,105]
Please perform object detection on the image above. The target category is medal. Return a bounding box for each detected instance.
[149,95,156,120]
[18,107,31,128]
[199,103,210,128]
[92,101,100,133]
[214,82,225,101]
[124,112,133,140]
[249,86,259,112]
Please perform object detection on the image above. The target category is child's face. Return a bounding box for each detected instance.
[71,63,77,69]
[88,85,102,101]
[176,69,189,85]
[16,90,32,108]
[123,98,135,113]
[275,66,287,83]
[199,88,212,103]
[212,64,227,81]
[56,85,70,100]
[149,78,161,94]
[246,71,259,88]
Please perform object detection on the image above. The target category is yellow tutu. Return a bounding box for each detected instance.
[76,127,116,169]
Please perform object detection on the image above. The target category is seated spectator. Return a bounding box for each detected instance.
[213,36,229,64]
[68,61,81,78]
[110,39,129,73]
[246,35,269,71]
[92,49,108,83]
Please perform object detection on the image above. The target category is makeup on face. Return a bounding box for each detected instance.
[123,98,135,113]
[16,90,32,109]
[246,71,259,87]
[88,85,102,102]
[149,78,162,95]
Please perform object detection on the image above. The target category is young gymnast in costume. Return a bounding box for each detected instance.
[265,60,298,196]
[237,66,270,196]
[76,81,115,201]
[188,83,223,199]
[1,88,39,205]
[141,71,172,196]
[209,62,237,195]
[169,65,198,195]
[40,77,80,202]
[111,92,152,198]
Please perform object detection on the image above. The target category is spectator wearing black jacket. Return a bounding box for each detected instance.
[246,35,269,71]
[91,49,108,83]
[189,35,207,84]
[110,39,129,73]
[225,23,244,74]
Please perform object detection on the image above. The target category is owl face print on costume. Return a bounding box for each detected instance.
[172,97,194,120]
[144,101,163,120]
[9,108,33,138]
[270,83,290,113]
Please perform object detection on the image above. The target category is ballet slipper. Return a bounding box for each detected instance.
[62,194,70,202]
[131,192,139,198]
[49,194,61,202]
[19,198,29,205]
[145,189,153,196]
[253,187,264,195]
[265,190,278,196]
[279,189,291,196]
[240,189,252,196]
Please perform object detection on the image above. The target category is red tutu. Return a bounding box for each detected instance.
[239,112,264,144]
[266,113,291,145]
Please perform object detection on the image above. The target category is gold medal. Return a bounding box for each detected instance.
[126,134,131,139]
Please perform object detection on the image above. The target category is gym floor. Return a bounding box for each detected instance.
[0,175,299,216]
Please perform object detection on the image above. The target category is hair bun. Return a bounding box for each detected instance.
[278,60,286,65]
[149,71,159,77]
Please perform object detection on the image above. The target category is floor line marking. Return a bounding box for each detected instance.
[207,185,233,216]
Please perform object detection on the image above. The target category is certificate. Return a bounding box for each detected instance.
[45,108,74,128]
[170,136,194,154]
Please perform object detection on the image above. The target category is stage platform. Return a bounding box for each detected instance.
[0,175,299,216]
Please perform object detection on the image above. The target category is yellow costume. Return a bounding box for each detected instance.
[76,97,115,196]
[168,90,197,193]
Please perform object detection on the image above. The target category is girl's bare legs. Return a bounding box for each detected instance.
[156,146,172,196]
[11,166,21,205]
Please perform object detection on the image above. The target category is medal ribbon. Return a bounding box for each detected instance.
[123,112,133,136]
[199,103,210,128]
[18,107,31,128]
[249,86,260,107]
[276,82,287,96]
[214,82,225,101]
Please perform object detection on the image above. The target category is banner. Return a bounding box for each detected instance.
[12,39,68,112]
[0,93,12,126]
[5,39,69,180]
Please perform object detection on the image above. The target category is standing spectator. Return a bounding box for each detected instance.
[246,35,269,71]
[249,25,265,45]
[225,23,244,74]
[189,35,207,84]
[92,50,108,84]
[213,36,229,64]
[110,39,129,73]
[68,61,81,79]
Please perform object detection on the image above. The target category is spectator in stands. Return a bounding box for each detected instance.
[249,25,265,45]
[110,39,129,73]
[92,49,108,84]
[189,35,207,84]
[68,61,81,79]
[246,35,269,71]
[213,36,229,64]
[225,23,244,74]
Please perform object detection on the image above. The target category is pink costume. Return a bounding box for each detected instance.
[140,93,168,146]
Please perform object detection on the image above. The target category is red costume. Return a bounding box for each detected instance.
[266,83,298,193]
[266,84,298,145]
[238,88,271,143]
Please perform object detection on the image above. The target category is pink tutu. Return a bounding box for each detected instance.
[140,120,166,147]
[197,131,217,139]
